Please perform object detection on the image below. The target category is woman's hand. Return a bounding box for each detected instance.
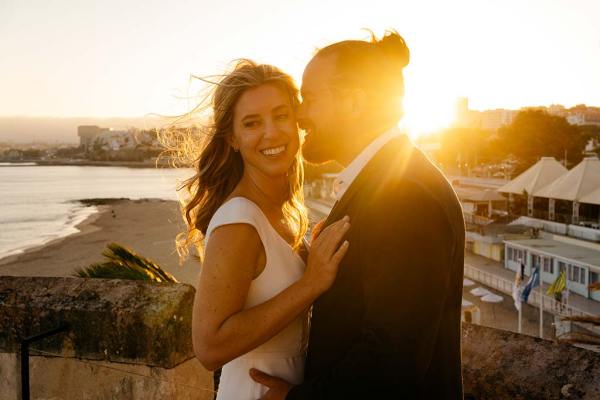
[302,216,351,295]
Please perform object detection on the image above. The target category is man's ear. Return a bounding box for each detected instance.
[342,88,367,119]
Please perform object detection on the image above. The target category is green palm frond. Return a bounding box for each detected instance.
[74,242,178,283]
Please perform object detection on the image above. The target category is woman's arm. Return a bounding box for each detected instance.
[192,218,350,371]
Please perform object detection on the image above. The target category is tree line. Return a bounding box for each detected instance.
[433,109,600,176]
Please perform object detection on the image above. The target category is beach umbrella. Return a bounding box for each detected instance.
[481,293,503,303]
[470,287,491,297]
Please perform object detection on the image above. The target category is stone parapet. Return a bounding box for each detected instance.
[0,276,194,368]
[462,323,600,399]
[2,275,600,399]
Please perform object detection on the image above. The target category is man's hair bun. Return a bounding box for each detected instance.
[375,30,410,69]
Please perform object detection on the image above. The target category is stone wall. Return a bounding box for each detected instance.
[462,323,600,399]
[0,276,213,400]
[1,276,600,399]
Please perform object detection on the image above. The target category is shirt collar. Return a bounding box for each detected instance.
[333,126,403,200]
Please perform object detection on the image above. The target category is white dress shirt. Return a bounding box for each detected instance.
[333,126,403,200]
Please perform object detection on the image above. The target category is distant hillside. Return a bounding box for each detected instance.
[0,116,171,144]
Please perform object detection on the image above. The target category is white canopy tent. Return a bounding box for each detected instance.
[578,185,600,206]
[534,157,600,201]
[497,157,567,195]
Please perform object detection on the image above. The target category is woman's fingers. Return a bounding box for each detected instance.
[330,240,350,265]
[318,217,350,257]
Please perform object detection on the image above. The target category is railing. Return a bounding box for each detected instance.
[510,215,600,242]
[463,212,494,226]
[568,224,600,242]
[465,231,504,244]
[464,264,600,334]
[510,216,567,235]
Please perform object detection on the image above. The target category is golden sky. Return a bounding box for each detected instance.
[1,0,599,136]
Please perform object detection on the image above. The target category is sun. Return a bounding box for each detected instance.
[400,90,457,141]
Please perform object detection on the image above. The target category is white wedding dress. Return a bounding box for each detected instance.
[205,197,308,400]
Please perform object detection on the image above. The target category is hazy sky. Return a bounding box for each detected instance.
[1,0,600,134]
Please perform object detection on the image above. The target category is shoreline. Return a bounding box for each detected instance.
[0,160,174,169]
[0,203,106,267]
[0,198,199,285]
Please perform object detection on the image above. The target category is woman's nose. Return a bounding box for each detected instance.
[263,119,280,139]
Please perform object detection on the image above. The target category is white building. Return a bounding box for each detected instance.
[94,130,136,151]
[504,236,600,302]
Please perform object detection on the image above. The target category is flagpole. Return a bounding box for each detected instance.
[566,272,570,310]
[539,277,544,338]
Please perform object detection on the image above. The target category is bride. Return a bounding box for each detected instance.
[173,60,350,400]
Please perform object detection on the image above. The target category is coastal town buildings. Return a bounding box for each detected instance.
[77,125,137,152]
[454,98,600,131]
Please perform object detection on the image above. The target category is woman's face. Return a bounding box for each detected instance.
[231,83,299,179]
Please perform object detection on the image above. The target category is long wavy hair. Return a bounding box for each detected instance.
[160,59,308,262]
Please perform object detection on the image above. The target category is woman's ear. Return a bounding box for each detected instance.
[228,135,240,152]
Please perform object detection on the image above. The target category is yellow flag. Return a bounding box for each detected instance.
[547,271,566,295]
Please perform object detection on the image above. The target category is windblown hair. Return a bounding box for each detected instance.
[160,60,308,262]
[316,29,410,125]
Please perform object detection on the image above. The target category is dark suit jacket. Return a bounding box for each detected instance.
[287,135,465,399]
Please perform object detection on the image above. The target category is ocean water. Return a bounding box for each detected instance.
[0,164,193,260]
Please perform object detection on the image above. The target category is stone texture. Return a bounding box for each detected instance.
[462,323,600,399]
[0,276,195,368]
[3,276,600,399]
[0,353,213,400]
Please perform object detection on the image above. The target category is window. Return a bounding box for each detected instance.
[558,261,567,273]
[570,266,587,284]
[508,247,513,261]
[532,254,542,269]
[591,271,599,285]
[569,265,581,283]
[543,257,553,274]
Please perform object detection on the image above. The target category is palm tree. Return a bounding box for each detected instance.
[74,242,178,283]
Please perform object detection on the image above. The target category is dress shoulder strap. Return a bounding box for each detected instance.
[205,197,270,246]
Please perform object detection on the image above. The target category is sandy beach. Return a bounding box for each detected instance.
[0,198,200,285]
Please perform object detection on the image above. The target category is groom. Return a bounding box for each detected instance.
[251,31,465,399]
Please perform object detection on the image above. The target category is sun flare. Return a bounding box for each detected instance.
[400,90,456,141]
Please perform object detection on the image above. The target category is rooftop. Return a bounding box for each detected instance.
[504,236,600,270]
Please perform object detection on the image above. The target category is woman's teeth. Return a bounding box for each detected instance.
[261,145,286,156]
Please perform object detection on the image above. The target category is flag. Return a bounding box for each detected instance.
[521,267,540,303]
[512,265,524,311]
[546,271,566,295]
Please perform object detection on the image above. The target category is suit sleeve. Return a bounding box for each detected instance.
[287,182,457,399]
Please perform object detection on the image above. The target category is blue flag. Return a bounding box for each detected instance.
[521,267,540,303]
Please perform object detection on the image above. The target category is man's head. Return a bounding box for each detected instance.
[299,30,410,165]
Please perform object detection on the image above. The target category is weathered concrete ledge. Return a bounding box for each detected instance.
[462,323,600,399]
[2,276,600,399]
[0,276,194,368]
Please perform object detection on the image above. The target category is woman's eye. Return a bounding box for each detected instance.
[244,120,260,129]
[275,113,289,121]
